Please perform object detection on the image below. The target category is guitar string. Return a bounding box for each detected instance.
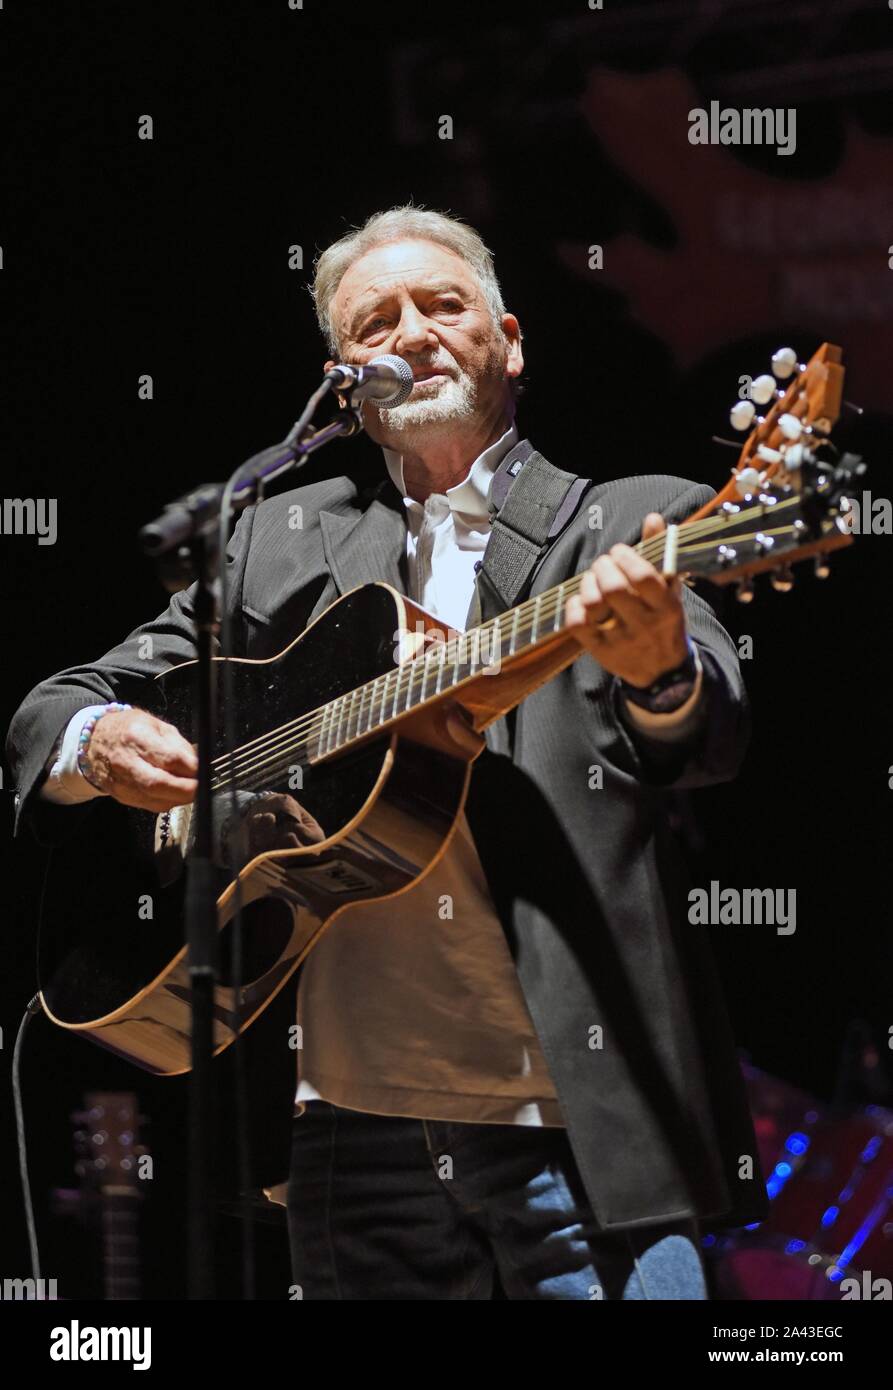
[207,494,813,788]
[208,496,818,792]
[211,513,827,795]
[216,511,806,789]
[206,526,696,790]
[210,500,818,791]
[206,495,788,786]
[209,491,795,778]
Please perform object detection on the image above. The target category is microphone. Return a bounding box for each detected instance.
[326,354,414,407]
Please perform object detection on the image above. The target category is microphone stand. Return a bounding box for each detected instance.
[140,388,363,1299]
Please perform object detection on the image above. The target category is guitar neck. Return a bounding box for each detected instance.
[101,1193,142,1301]
[311,518,704,759]
[312,569,588,760]
[309,483,849,762]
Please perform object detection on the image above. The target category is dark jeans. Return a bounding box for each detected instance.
[286,1100,707,1300]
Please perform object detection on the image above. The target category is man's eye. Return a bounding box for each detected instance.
[364,317,387,334]
[437,299,462,311]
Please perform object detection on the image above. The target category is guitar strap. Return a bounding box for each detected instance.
[466,437,593,627]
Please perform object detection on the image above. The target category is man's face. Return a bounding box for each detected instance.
[325,239,523,447]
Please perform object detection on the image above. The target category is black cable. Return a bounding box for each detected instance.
[12,995,46,1281]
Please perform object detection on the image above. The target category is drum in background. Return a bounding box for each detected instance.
[707,1062,893,1300]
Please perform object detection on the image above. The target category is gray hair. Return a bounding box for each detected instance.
[311,204,510,358]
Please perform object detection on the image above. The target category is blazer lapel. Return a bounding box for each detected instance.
[319,479,408,598]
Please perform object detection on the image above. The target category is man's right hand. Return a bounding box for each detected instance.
[85,708,198,812]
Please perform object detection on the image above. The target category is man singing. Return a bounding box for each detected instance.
[8,206,766,1300]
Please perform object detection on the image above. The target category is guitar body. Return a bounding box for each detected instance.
[38,583,480,1075]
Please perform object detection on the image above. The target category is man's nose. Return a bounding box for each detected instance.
[394,306,438,355]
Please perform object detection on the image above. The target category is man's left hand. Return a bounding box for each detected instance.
[564,512,690,688]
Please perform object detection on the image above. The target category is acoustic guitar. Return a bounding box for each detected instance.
[70,1092,147,1300]
[37,343,862,1074]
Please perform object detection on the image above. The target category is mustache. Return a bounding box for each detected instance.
[405,357,457,376]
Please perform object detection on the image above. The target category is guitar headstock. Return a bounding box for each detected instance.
[72,1091,147,1197]
[676,343,865,598]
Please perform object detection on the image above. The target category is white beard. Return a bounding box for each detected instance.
[371,369,478,436]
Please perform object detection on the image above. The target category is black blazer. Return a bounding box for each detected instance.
[7,441,768,1232]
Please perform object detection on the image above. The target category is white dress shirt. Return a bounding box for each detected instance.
[294,422,565,1124]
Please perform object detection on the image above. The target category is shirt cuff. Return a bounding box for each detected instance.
[41,706,112,804]
[620,646,705,743]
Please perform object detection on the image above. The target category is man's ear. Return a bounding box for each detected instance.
[502,313,524,378]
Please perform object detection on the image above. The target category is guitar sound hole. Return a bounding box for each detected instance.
[216,898,296,988]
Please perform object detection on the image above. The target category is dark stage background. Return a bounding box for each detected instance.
[2,0,892,1299]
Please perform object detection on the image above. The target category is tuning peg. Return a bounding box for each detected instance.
[778,413,804,440]
[837,452,867,481]
[750,374,777,405]
[734,467,762,497]
[770,566,795,592]
[756,444,783,466]
[735,578,755,603]
[771,347,799,379]
[814,556,831,579]
[730,400,756,431]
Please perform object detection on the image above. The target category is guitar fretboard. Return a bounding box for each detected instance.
[311,579,572,760]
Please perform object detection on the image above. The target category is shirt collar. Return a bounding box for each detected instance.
[383,421,519,524]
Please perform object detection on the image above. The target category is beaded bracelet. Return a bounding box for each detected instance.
[77,702,132,788]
